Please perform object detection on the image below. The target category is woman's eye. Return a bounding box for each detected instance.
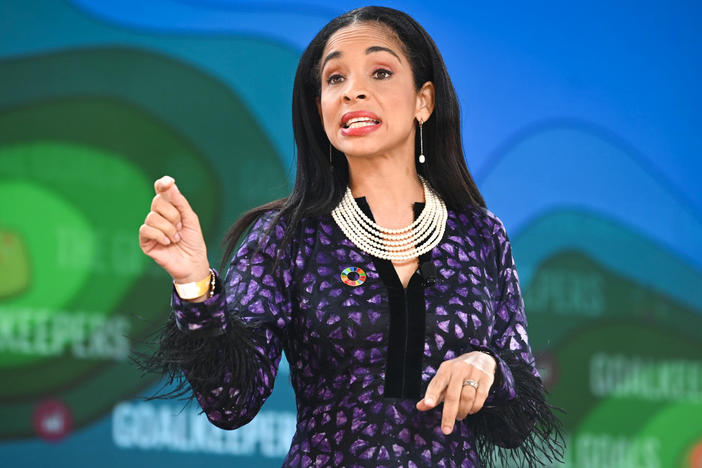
[373,69,393,80]
[327,74,344,85]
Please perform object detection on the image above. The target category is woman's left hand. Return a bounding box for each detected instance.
[416,351,497,435]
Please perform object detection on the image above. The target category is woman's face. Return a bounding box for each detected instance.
[318,23,433,160]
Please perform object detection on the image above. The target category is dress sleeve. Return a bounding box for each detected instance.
[138,210,293,430]
[468,215,564,467]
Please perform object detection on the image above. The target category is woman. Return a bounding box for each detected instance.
[138,6,563,467]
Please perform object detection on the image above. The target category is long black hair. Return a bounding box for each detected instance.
[220,6,486,269]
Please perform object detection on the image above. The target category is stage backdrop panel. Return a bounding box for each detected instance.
[0,1,700,467]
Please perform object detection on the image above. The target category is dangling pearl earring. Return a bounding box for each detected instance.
[418,118,426,164]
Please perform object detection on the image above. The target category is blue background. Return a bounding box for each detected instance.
[0,1,700,467]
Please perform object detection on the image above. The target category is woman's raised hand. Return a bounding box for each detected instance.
[138,176,211,283]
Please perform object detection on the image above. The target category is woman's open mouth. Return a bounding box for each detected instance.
[340,112,382,136]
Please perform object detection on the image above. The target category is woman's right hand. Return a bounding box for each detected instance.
[138,175,211,284]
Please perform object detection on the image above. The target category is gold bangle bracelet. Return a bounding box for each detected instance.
[173,269,214,300]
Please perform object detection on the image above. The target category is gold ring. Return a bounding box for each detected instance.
[462,379,479,390]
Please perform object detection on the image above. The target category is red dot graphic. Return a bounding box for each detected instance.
[33,399,73,442]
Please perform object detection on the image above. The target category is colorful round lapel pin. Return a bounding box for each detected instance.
[340,266,367,287]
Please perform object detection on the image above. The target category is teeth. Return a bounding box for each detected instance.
[348,121,378,129]
[347,117,375,124]
[344,117,379,128]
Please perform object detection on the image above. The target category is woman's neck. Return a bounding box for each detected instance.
[346,152,425,225]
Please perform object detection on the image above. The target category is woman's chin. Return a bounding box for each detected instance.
[339,148,384,160]
[334,139,388,159]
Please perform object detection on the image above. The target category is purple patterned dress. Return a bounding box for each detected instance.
[151,199,562,467]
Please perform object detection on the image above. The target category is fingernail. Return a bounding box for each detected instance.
[443,425,452,435]
[162,175,174,184]
[176,222,183,231]
[162,236,171,245]
[174,233,181,242]
[425,397,434,406]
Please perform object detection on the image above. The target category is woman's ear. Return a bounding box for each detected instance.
[415,81,435,123]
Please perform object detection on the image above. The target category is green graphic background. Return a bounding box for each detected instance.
[0,47,289,438]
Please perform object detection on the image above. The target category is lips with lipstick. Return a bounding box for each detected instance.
[341,111,382,136]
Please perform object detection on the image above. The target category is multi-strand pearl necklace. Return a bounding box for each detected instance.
[331,177,447,261]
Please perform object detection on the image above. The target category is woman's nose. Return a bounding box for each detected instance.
[343,80,367,101]
[343,92,366,101]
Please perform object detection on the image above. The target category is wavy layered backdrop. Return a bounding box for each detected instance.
[0,1,700,467]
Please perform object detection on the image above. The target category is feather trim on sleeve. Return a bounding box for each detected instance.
[468,352,565,467]
[133,311,271,407]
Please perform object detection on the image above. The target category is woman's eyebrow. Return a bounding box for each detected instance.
[321,51,342,71]
[321,46,402,71]
[365,46,401,62]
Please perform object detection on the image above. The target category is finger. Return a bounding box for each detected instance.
[469,374,494,415]
[441,371,466,434]
[457,384,477,420]
[417,365,450,410]
[153,176,196,224]
[162,182,198,226]
[151,193,183,230]
[416,386,446,412]
[154,175,175,194]
[416,382,445,411]
[145,211,181,243]
[139,223,172,247]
